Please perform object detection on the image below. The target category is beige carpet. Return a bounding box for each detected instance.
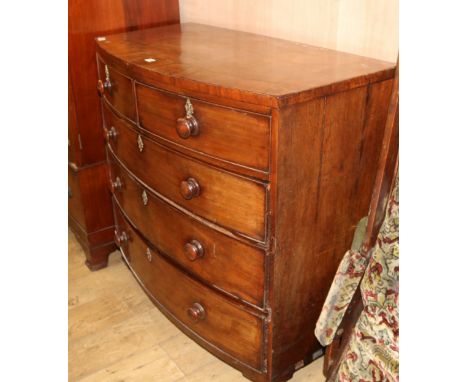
[68,229,325,381]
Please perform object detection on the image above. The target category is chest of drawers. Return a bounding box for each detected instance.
[96,23,395,382]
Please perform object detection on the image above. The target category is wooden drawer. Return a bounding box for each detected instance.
[109,158,265,307]
[97,58,136,121]
[113,205,264,370]
[135,84,270,171]
[104,104,268,241]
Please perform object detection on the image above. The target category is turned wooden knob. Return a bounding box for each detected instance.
[187,302,205,321]
[114,230,128,246]
[184,240,204,261]
[110,177,123,193]
[97,80,105,95]
[180,178,200,200]
[176,116,199,139]
[97,79,112,96]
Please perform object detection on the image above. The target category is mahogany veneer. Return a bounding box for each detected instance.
[68,0,179,270]
[98,23,395,382]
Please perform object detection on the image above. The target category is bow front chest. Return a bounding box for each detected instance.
[96,23,395,382]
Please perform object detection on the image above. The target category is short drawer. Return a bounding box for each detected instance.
[113,206,264,370]
[97,58,136,121]
[136,83,270,171]
[104,104,268,242]
[109,159,265,307]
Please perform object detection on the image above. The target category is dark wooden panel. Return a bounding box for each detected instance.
[136,83,271,171]
[354,80,394,218]
[68,0,179,268]
[269,98,326,378]
[68,163,116,270]
[269,82,392,378]
[325,64,399,380]
[68,74,79,165]
[114,207,264,371]
[109,159,266,307]
[68,166,86,229]
[96,23,395,108]
[77,163,115,233]
[104,104,268,242]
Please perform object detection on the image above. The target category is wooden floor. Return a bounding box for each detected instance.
[69,230,325,382]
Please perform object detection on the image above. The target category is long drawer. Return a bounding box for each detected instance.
[113,204,264,370]
[109,158,266,307]
[135,83,271,171]
[104,103,268,241]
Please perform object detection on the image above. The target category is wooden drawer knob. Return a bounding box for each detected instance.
[180,178,200,200]
[97,80,105,95]
[187,302,206,322]
[176,116,199,139]
[114,230,128,246]
[184,240,204,261]
[97,79,112,95]
[110,177,123,193]
[97,65,112,95]
[176,98,199,139]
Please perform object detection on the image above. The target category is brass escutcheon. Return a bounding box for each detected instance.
[137,134,144,152]
[141,190,148,206]
[146,248,152,262]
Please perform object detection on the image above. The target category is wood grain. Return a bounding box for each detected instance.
[69,0,180,166]
[68,163,115,270]
[109,159,266,307]
[68,166,86,229]
[114,209,264,371]
[96,23,395,108]
[97,59,137,121]
[68,0,180,268]
[104,104,268,241]
[136,83,271,171]
[324,61,399,380]
[95,23,395,382]
[179,0,398,62]
[268,80,392,378]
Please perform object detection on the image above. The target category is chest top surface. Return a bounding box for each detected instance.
[96,23,395,107]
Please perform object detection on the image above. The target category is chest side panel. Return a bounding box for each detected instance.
[268,80,393,379]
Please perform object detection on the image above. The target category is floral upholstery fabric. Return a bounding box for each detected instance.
[314,245,370,346]
[315,177,399,381]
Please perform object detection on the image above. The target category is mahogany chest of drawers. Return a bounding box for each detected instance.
[96,23,395,382]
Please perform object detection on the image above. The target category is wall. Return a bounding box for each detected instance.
[179,0,398,63]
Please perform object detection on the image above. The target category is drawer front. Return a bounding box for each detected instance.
[109,158,265,307]
[97,58,136,121]
[113,206,264,370]
[136,83,270,171]
[104,105,267,241]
